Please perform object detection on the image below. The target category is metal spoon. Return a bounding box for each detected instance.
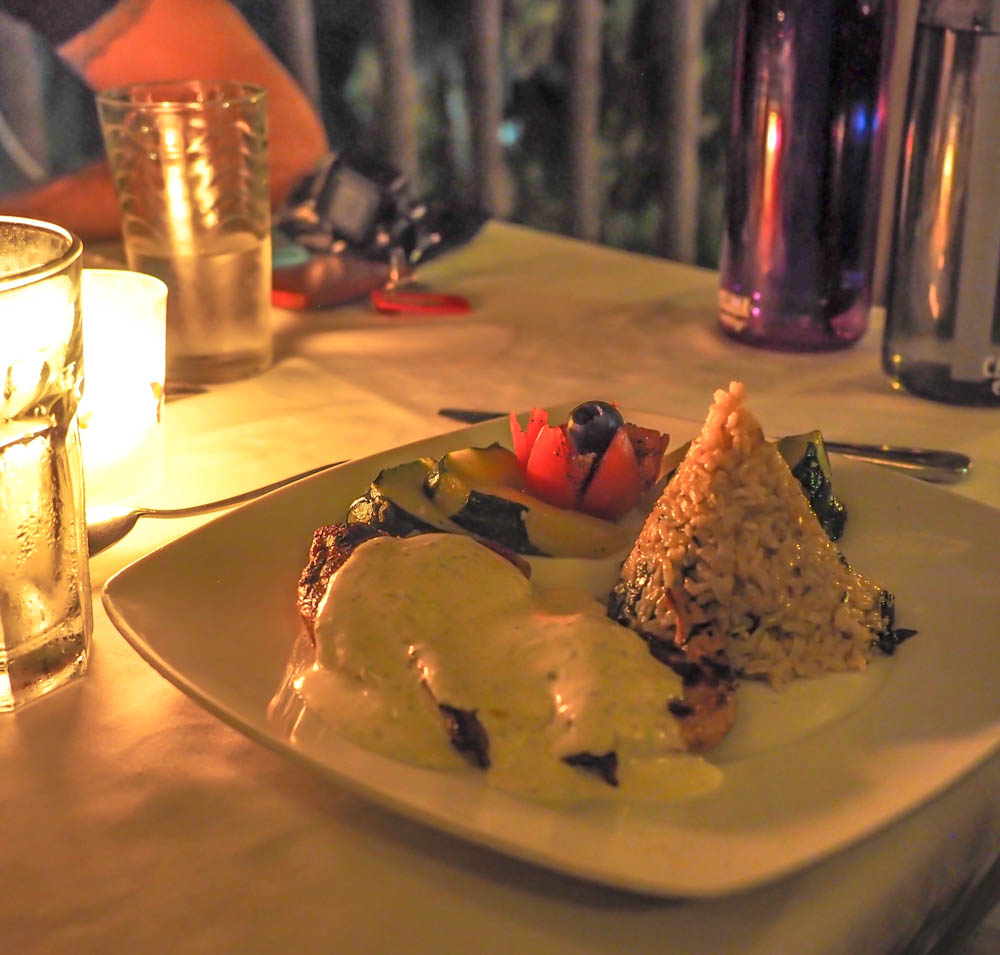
[818,441,970,483]
[437,407,972,483]
[88,460,346,557]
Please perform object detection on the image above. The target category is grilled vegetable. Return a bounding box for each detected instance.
[346,458,464,536]
[429,486,539,553]
[349,450,628,559]
[437,703,491,769]
[510,403,669,519]
[777,431,847,540]
[424,444,523,496]
[424,446,630,558]
[578,427,642,518]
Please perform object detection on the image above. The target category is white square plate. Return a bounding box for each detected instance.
[103,411,1000,898]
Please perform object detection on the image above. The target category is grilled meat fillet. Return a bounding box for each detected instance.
[637,627,737,753]
[298,524,531,641]
[297,523,386,640]
[300,523,734,762]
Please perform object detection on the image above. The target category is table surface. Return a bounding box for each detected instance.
[7,222,999,954]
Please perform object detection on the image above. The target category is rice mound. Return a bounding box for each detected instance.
[611,381,889,686]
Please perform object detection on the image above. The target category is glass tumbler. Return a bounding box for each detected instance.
[0,216,92,710]
[882,0,1000,405]
[97,80,272,387]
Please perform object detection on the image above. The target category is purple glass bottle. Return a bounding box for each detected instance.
[718,0,896,351]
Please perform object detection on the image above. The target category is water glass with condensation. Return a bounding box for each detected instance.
[96,80,272,388]
[0,217,92,710]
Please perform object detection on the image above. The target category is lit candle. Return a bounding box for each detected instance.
[78,269,167,515]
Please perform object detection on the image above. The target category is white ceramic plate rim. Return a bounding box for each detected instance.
[103,409,1000,898]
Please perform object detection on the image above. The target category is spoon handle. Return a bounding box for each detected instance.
[134,460,348,520]
[88,459,347,557]
[821,441,970,483]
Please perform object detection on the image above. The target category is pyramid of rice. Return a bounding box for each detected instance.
[611,382,890,685]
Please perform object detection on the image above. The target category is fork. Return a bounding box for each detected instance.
[88,460,346,557]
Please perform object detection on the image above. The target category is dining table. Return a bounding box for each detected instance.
[6,221,999,954]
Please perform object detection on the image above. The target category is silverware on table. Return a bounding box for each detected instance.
[437,408,972,483]
[88,460,346,557]
[89,405,971,559]
[817,441,970,483]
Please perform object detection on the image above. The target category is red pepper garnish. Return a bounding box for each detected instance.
[510,403,669,518]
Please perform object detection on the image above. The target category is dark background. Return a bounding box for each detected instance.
[0,0,738,269]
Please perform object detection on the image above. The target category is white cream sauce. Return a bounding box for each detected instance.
[301,534,721,803]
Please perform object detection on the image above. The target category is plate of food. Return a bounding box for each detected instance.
[103,383,1000,898]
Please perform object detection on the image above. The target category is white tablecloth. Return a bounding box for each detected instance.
[7,223,999,954]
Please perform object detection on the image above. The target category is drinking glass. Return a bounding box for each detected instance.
[96,80,272,387]
[882,2,1000,405]
[0,216,92,710]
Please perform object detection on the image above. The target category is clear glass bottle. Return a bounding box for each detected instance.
[882,0,1000,405]
[719,0,896,351]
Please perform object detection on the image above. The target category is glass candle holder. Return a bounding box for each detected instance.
[78,269,167,513]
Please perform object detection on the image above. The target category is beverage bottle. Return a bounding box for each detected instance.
[882,0,1000,404]
[718,0,897,351]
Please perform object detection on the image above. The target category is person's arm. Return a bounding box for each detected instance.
[1,160,122,239]
[2,0,329,240]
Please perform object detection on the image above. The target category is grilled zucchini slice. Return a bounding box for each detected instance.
[352,445,630,559]
[347,458,464,536]
[426,444,523,490]
[777,431,847,540]
[424,446,628,559]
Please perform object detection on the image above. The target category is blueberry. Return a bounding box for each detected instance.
[566,401,624,455]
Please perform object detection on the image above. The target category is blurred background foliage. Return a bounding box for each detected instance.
[238,0,740,269]
[1,0,739,270]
